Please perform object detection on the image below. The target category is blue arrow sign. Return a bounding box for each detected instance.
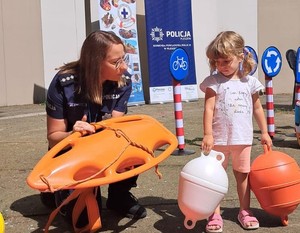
[296,47,300,83]
[245,45,258,75]
[261,46,282,78]
[169,48,189,81]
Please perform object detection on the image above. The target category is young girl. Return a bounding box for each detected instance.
[200,31,272,232]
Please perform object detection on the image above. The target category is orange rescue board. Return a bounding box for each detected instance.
[27,115,178,192]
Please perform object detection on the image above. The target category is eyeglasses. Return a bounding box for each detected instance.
[114,54,129,69]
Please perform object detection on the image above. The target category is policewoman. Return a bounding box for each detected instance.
[41,30,146,227]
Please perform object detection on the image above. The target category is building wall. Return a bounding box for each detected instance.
[0,0,299,106]
[257,0,300,95]
[191,0,258,98]
[41,0,86,91]
[0,0,86,106]
[0,0,44,106]
[0,0,5,105]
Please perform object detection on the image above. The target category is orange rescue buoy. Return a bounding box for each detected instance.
[249,145,300,225]
[27,114,178,192]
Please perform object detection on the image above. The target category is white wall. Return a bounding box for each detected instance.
[192,0,218,98]
[0,0,45,105]
[41,0,86,89]
[192,0,257,97]
[90,0,99,22]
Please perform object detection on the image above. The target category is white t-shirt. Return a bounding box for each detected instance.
[200,73,264,145]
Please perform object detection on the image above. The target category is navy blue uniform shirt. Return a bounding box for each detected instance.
[46,72,132,131]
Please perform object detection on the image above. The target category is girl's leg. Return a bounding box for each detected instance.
[206,145,229,232]
[231,145,259,229]
[206,205,223,232]
[233,170,250,211]
[233,170,259,229]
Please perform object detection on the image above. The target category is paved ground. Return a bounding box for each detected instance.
[0,94,300,233]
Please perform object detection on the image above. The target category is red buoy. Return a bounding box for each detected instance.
[249,145,300,225]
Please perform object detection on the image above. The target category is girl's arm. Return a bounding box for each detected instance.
[202,88,216,153]
[252,92,272,148]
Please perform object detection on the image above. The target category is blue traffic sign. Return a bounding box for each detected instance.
[296,47,300,83]
[245,45,258,75]
[261,46,282,78]
[169,48,189,81]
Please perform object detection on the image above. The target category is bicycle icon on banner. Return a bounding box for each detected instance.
[172,56,188,71]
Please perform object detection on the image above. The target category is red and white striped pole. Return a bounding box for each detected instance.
[295,48,300,145]
[261,46,283,141]
[265,76,275,137]
[173,80,185,149]
[295,83,300,104]
[294,83,300,137]
[169,48,194,155]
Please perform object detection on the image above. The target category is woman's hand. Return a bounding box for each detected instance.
[47,115,96,148]
[72,115,96,134]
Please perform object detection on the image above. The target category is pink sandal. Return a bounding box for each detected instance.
[206,213,223,233]
[238,209,259,230]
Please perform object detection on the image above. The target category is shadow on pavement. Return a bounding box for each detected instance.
[10,194,70,233]
[9,187,294,233]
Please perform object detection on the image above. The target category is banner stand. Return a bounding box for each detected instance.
[144,0,198,104]
[98,0,145,105]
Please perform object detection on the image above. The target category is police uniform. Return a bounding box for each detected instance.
[46,72,132,128]
[43,72,144,225]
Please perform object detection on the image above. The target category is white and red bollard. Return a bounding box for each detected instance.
[261,46,283,141]
[171,80,195,155]
[294,83,300,104]
[295,101,300,145]
[295,82,300,145]
[173,80,185,149]
[294,76,300,146]
[265,76,275,137]
[169,48,195,155]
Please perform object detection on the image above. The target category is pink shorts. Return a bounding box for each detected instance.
[213,145,252,173]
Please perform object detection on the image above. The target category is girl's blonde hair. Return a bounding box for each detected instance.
[206,31,256,76]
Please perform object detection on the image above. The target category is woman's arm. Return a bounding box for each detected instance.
[112,110,125,118]
[47,116,70,148]
[47,115,96,148]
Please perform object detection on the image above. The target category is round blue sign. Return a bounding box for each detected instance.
[296,47,300,83]
[245,45,258,75]
[169,48,189,81]
[261,46,282,78]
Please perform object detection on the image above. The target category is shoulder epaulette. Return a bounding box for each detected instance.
[58,74,75,87]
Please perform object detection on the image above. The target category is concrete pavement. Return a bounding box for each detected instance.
[0,94,300,233]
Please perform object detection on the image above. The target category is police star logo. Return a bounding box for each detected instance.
[150,27,164,42]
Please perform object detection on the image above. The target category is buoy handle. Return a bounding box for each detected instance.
[201,150,225,163]
[184,218,196,229]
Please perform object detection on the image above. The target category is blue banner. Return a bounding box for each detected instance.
[145,0,198,103]
[98,0,145,105]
